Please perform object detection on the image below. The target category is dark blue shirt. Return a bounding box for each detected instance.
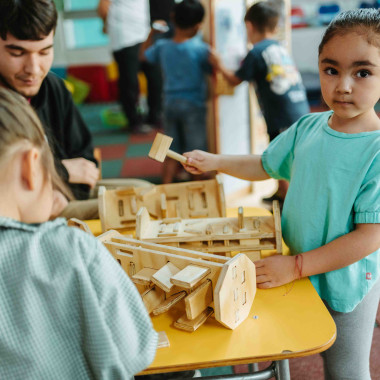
[236,39,310,135]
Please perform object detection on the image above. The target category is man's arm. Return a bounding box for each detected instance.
[97,0,111,33]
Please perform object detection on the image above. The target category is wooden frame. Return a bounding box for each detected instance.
[135,201,282,262]
[98,176,226,232]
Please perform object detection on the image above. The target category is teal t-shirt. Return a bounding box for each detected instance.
[262,111,380,312]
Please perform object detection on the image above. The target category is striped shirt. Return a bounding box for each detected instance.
[0,217,157,379]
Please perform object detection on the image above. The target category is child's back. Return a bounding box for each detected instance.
[0,88,157,379]
[146,35,210,107]
[236,37,309,138]
[0,219,157,379]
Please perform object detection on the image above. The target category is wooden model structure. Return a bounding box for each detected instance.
[148,132,187,164]
[98,176,226,232]
[135,201,282,262]
[98,231,256,331]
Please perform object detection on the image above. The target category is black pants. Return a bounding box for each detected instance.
[113,43,162,128]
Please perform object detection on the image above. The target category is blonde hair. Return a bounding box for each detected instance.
[0,87,72,200]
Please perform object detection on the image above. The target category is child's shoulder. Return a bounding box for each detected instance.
[26,218,101,264]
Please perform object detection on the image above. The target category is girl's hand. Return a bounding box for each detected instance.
[255,255,297,289]
[182,150,219,175]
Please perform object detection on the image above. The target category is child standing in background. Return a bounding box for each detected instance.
[210,1,310,205]
[184,9,380,380]
[142,0,212,184]
[0,88,157,379]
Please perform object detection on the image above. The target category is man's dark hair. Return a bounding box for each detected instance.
[244,1,279,33]
[0,0,58,41]
[173,0,205,29]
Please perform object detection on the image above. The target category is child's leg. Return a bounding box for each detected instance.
[321,278,380,380]
[181,103,207,152]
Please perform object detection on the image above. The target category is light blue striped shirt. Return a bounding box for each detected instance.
[0,217,157,379]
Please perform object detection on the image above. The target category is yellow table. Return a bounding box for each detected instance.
[86,208,336,380]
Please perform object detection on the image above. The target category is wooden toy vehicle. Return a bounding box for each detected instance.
[98,231,256,331]
[135,201,282,262]
[98,176,226,232]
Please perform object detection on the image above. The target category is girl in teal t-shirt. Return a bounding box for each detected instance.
[182,9,380,380]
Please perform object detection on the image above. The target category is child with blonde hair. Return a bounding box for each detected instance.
[0,88,157,379]
[184,9,380,379]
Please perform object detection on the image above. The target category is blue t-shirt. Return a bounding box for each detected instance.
[145,35,211,107]
[236,39,310,135]
[262,111,380,312]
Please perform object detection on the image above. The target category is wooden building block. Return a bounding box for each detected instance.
[98,233,256,331]
[214,254,256,329]
[170,265,211,289]
[148,132,187,163]
[152,262,181,292]
[174,307,214,332]
[67,218,93,235]
[142,286,165,314]
[157,331,170,348]
[132,268,157,286]
[136,202,282,257]
[152,291,187,315]
[99,176,226,232]
[185,280,213,320]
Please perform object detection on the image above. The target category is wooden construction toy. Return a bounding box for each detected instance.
[98,176,226,232]
[148,132,187,164]
[98,231,256,331]
[67,218,93,235]
[135,201,282,262]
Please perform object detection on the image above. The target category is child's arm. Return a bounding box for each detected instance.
[139,21,167,61]
[209,49,242,87]
[255,223,380,288]
[183,150,270,181]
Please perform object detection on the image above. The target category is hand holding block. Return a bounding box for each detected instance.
[148,133,187,164]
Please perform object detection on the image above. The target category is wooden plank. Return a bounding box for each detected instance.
[152,291,187,315]
[174,307,214,332]
[170,265,211,289]
[152,262,181,292]
[157,331,170,349]
[185,280,213,320]
[132,267,157,286]
[141,286,165,314]
[273,200,283,254]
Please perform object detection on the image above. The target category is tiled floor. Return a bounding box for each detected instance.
[79,102,379,379]
[79,103,163,184]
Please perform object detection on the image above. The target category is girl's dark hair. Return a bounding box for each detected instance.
[0,0,57,41]
[244,2,279,33]
[0,88,73,200]
[173,0,205,29]
[319,8,380,55]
